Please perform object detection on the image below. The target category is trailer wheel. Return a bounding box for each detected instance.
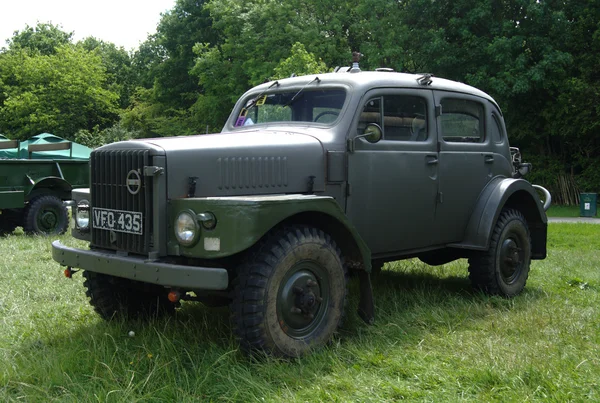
[23,195,68,235]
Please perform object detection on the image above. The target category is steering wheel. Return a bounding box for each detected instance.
[314,111,340,122]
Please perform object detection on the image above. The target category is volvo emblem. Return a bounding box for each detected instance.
[126,170,142,195]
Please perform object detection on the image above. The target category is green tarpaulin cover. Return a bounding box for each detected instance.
[0,133,91,160]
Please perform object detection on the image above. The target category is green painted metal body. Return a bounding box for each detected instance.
[0,158,89,209]
[167,195,370,264]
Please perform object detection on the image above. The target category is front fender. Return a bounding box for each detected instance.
[451,177,548,259]
[168,194,371,267]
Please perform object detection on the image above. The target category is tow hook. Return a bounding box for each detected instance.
[63,266,79,278]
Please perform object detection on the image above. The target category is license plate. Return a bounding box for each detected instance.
[92,208,143,235]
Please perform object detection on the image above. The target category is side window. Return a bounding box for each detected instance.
[440,98,485,143]
[491,113,504,144]
[358,97,382,133]
[358,95,428,141]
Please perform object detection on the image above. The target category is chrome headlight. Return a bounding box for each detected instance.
[75,200,90,230]
[175,211,198,245]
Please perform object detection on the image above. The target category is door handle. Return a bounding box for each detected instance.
[484,155,494,164]
[427,157,438,165]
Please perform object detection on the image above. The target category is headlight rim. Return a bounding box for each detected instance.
[75,199,90,231]
[174,210,200,246]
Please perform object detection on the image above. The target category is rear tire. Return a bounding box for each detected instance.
[231,226,347,357]
[23,195,68,235]
[83,271,176,320]
[468,209,531,297]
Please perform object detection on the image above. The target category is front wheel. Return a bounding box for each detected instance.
[468,209,531,297]
[23,195,68,235]
[83,271,176,320]
[231,226,347,357]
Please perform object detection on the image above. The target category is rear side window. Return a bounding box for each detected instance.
[440,98,485,143]
[491,113,504,144]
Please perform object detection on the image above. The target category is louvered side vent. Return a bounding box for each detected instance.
[217,156,288,189]
[90,149,152,255]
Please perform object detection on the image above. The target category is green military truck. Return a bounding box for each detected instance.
[0,135,90,234]
[53,57,551,357]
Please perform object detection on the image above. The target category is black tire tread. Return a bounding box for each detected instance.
[468,208,531,296]
[83,271,175,320]
[230,225,348,355]
[23,195,68,235]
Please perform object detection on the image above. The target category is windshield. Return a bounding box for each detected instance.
[234,88,346,127]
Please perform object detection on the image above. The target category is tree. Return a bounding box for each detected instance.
[0,45,120,139]
[4,22,73,55]
[79,37,135,109]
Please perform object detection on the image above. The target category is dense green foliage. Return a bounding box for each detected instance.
[0,1,598,199]
[1,223,599,400]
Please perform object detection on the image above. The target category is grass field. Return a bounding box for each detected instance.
[1,223,599,402]
[545,204,584,218]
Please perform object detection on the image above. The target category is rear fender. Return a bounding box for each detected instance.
[451,177,548,259]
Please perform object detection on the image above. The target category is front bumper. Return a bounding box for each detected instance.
[52,241,229,290]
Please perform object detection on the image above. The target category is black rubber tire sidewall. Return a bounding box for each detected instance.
[492,215,531,296]
[24,195,68,235]
[231,226,348,357]
[263,237,346,356]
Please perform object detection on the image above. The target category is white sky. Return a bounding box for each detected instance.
[0,0,177,51]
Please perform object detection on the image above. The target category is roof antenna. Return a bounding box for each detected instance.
[350,51,362,73]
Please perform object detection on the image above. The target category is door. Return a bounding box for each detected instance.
[433,92,495,244]
[346,89,438,255]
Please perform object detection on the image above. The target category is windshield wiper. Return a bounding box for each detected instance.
[283,76,321,107]
[246,81,280,111]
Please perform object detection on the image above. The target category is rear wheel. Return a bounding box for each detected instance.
[468,209,531,297]
[23,195,68,235]
[83,271,176,320]
[231,226,347,357]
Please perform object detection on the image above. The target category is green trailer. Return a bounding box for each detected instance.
[0,136,90,234]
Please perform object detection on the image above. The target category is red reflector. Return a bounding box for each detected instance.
[64,268,72,278]
[168,291,180,303]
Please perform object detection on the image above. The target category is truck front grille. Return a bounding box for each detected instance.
[90,149,152,254]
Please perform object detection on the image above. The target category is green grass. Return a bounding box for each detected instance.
[546,204,597,218]
[1,224,599,401]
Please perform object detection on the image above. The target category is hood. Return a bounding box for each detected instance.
[101,130,326,199]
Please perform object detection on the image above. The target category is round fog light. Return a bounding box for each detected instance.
[175,211,198,245]
[197,212,217,230]
[76,200,90,230]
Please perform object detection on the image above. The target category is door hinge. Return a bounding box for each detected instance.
[437,191,443,203]
[346,183,351,196]
[435,105,442,117]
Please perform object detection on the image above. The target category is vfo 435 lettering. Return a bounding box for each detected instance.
[92,208,143,235]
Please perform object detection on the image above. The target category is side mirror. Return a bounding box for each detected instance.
[347,123,383,153]
[363,123,383,143]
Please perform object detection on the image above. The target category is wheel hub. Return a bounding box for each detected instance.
[39,210,58,230]
[278,265,329,338]
[500,238,522,282]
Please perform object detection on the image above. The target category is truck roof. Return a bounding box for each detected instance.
[249,70,498,107]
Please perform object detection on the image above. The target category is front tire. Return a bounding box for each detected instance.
[231,226,347,357]
[83,271,176,320]
[23,195,68,235]
[468,209,531,297]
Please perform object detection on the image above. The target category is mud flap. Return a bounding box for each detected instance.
[357,270,375,324]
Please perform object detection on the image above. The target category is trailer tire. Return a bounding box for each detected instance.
[23,195,68,235]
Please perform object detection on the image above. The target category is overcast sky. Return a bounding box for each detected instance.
[0,0,177,51]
